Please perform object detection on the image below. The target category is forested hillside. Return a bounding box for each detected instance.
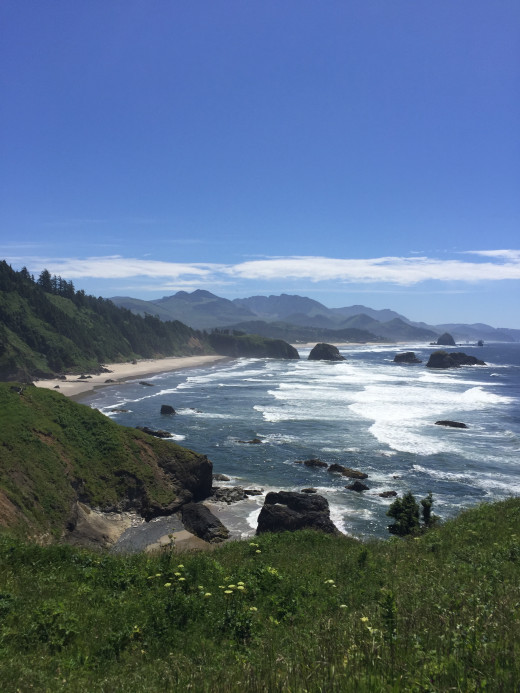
[0,262,300,380]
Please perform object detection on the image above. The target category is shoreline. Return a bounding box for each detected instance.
[34,354,228,399]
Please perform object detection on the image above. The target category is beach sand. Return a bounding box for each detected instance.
[34,354,227,398]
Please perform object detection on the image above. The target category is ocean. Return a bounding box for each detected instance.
[78,342,520,540]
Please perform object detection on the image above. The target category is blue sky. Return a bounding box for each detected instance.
[1,1,519,327]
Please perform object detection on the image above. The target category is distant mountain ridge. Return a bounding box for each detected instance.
[110,290,520,343]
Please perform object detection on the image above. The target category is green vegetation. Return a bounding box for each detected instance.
[387,491,439,536]
[207,330,299,359]
[0,499,519,691]
[0,383,210,537]
[0,261,209,380]
[0,261,300,379]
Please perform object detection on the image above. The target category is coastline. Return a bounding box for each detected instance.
[34,354,228,399]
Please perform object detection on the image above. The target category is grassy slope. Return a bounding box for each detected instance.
[0,498,519,691]
[0,383,210,538]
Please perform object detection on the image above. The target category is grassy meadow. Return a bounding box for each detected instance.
[1,497,519,692]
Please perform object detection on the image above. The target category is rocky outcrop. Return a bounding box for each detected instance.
[160,404,176,415]
[426,350,486,369]
[346,481,369,492]
[328,463,368,479]
[181,502,230,543]
[136,426,173,438]
[435,420,468,429]
[379,491,398,498]
[210,486,263,504]
[256,491,339,535]
[64,503,138,550]
[238,438,262,444]
[213,473,230,482]
[308,343,345,361]
[393,352,422,364]
[436,332,456,346]
[295,458,328,468]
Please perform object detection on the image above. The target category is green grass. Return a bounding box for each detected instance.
[1,498,519,691]
[0,383,209,537]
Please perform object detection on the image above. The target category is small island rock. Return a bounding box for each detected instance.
[436,332,456,346]
[426,350,486,369]
[256,491,339,535]
[308,343,345,362]
[160,404,176,415]
[346,481,369,492]
[393,351,422,364]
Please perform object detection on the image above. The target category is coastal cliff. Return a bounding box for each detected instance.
[0,383,212,540]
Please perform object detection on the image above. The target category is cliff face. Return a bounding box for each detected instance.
[0,384,212,540]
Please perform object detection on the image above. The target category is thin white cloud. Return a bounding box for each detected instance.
[226,255,520,284]
[465,249,520,261]
[6,251,520,287]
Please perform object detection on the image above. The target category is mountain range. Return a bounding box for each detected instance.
[111,290,520,343]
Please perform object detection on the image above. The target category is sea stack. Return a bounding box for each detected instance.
[308,343,345,361]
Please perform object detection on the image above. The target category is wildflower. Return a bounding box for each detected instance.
[224,590,233,594]
[228,584,236,589]
[177,564,184,569]
[325,579,335,584]
[237,585,245,591]
[174,572,182,577]
[155,573,162,577]
[178,577,186,582]
[340,604,347,609]
[237,581,245,586]
[204,592,212,598]
[164,582,172,588]
[198,585,204,590]
[256,550,261,554]
[249,606,258,612]
[360,616,369,622]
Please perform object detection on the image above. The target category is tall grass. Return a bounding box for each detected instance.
[1,498,520,691]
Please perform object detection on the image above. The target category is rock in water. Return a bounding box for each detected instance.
[435,420,468,428]
[393,351,422,364]
[256,491,340,535]
[308,343,345,361]
[346,481,369,492]
[436,332,456,346]
[160,404,176,415]
[426,350,486,369]
[328,463,368,479]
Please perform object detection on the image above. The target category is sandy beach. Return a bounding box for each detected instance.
[34,354,227,398]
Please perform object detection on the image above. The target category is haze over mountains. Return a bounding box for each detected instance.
[111,291,520,343]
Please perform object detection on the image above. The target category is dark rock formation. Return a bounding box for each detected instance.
[210,486,263,504]
[379,490,398,498]
[256,491,339,535]
[139,381,154,386]
[477,340,484,347]
[238,438,262,444]
[105,379,115,383]
[328,463,368,479]
[435,420,468,429]
[136,426,173,438]
[213,473,230,482]
[109,408,129,413]
[308,343,346,361]
[426,350,486,369]
[393,351,422,364]
[295,458,328,468]
[436,332,456,346]
[160,404,176,415]
[181,502,230,543]
[346,481,369,492]
[301,487,317,493]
